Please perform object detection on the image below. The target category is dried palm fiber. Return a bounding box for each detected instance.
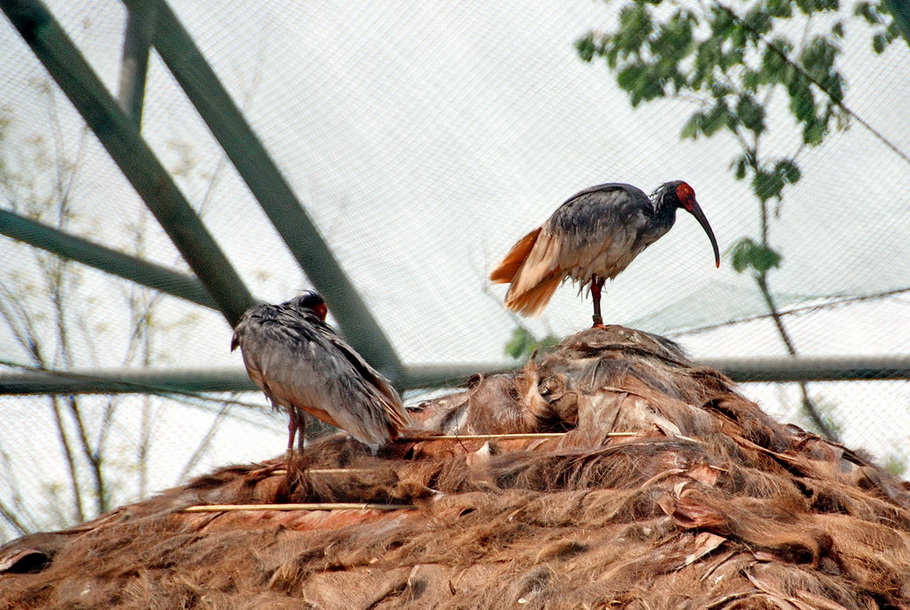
[2,326,910,609]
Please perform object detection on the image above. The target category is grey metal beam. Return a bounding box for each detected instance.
[0,0,255,327]
[700,354,910,384]
[117,0,156,126]
[884,0,910,50]
[400,363,509,389]
[0,368,255,395]
[0,364,504,395]
[0,208,218,309]
[1,355,909,395]
[125,0,404,381]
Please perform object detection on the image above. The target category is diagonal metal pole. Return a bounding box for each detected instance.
[884,0,910,45]
[883,0,910,50]
[125,0,404,380]
[0,0,255,327]
[117,0,156,126]
[0,209,218,309]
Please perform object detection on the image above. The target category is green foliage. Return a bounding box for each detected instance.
[574,0,877,279]
[575,33,596,62]
[576,0,854,165]
[855,1,901,53]
[505,326,560,361]
[730,238,782,273]
[882,451,908,477]
[751,159,801,202]
[736,93,766,134]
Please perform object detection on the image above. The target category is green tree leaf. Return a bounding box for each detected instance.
[744,6,773,36]
[681,112,703,139]
[787,76,816,123]
[872,32,889,53]
[575,33,596,62]
[735,93,766,134]
[615,4,653,54]
[752,169,785,201]
[803,116,827,145]
[702,100,732,135]
[505,327,533,360]
[505,327,559,360]
[730,238,783,273]
[775,159,801,184]
[654,10,696,62]
[759,38,793,85]
[795,0,840,14]
[730,154,749,180]
[766,0,794,18]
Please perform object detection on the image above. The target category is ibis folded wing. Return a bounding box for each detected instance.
[232,304,408,446]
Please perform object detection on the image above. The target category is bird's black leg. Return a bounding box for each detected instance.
[591,276,605,327]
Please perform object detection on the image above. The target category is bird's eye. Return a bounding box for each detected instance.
[675,182,694,202]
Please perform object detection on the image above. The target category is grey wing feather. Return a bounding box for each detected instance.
[232,303,409,446]
[548,183,651,243]
[544,183,654,281]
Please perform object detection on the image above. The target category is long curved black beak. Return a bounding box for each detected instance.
[688,201,720,268]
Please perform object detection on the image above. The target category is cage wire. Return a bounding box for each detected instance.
[0,0,908,541]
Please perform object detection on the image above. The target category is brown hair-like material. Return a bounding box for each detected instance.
[2,326,909,608]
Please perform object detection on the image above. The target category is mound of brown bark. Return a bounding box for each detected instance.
[2,326,909,609]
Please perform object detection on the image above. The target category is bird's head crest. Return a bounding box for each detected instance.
[652,180,695,211]
[289,290,328,321]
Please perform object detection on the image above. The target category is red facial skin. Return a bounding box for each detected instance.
[675,182,696,212]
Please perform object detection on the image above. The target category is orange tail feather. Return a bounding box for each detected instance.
[490,228,542,284]
[504,271,562,317]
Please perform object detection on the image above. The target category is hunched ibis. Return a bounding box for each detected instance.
[490,181,720,326]
[231,291,410,460]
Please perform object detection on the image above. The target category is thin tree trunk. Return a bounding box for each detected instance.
[755,272,838,441]
[47,395,86,523]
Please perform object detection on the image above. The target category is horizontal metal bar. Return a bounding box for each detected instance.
[1,0,256,327]
[699,355,910,383]
[0,364,505,395]
[0,209,218,309]
[400,363,509,388]
[0,355,908,396]
[0,368,256,395]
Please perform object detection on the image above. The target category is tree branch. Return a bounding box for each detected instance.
[714,0,910,167]
[755,272,838,440]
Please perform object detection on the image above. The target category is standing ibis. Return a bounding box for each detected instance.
[490,181,720,326]
[231,291,410,460]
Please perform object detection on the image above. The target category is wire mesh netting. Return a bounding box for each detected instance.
[0,0,908,541]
